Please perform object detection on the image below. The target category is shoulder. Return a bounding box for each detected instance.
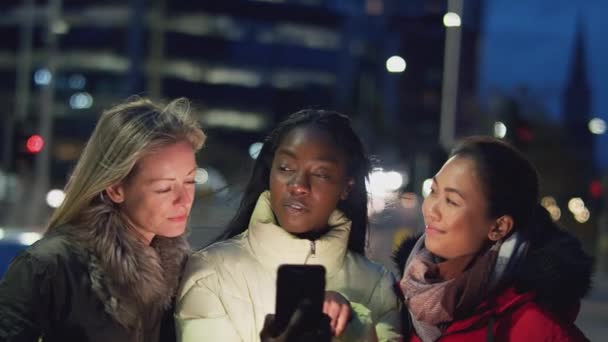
[345,252,396,288]
[505,300,589,341]
[515,227,593,318]
[0,231,84,300]
[181,233,249,282]
[15,231,81,273]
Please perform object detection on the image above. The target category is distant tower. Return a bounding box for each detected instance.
[562,19,593,179]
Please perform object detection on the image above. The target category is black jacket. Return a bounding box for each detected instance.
[0,225,189,342]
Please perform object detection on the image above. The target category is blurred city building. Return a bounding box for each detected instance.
[0,0,605,268]
[1,0,475,246]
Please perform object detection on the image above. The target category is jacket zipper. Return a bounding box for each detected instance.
[304,240,316,264]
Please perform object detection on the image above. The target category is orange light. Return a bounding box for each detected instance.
[25,134,44,154]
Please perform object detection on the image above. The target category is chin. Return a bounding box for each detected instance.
[424,235,442,255]
[281,224,310,235]
[159,226,187,238]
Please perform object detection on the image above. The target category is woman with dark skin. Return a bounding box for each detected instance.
[394,136,593,341]
[176,109,402,342]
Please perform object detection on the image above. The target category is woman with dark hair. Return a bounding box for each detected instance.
[176,109,402,341]
[393,136,593,341]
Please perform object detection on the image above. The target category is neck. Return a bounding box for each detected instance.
[122,215,154,245]
[293,226,332,241]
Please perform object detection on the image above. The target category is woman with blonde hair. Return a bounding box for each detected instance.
[0,97,205,342]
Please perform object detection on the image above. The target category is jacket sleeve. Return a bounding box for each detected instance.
[368,268,403,342]
[0,252,52,342]
[337,268,403,342]
[175,255,242,342]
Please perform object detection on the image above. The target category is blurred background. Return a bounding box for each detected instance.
[0,0,607,337]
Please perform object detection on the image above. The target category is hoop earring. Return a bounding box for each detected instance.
[100,191,108,204]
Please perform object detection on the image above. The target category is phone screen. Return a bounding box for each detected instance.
[275,264,326,333]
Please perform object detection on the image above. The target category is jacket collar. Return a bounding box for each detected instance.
[246,191,351,277]
[52,220,189,335]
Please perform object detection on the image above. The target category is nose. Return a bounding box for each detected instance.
[287,172,310,196]
[174,183,194,207]
[423,196,440,223]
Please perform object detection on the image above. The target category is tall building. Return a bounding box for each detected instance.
[0,0,418,226]
[563,21,594,180]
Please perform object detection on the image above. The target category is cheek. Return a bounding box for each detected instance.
[312,182,339,201]
[268,170,283,192]
[421,200,430,218]
[129,195,167,220]
[186,187,196,206]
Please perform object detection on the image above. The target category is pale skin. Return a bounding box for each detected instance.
[422,156,514,260]
[105,140,197,245]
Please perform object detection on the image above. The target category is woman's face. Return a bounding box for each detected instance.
[422,156,497,259]
[108,140,197,243]
[269,126,351,234]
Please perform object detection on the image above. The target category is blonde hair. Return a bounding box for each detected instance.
[48,97,205,230]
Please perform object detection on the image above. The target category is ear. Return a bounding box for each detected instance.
[105,183,126,204]
[340,178,355,200]
[488,215,514,241]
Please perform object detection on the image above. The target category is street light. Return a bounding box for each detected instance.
[443,12,462,28]
[589,118,606,135]
[386,56,406,73]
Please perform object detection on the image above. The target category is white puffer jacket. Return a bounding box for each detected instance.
[176,191,402,342]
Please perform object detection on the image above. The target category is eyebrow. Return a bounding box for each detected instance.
[432,176,466,200]
[147,167,197,182]
[275,148,340,164]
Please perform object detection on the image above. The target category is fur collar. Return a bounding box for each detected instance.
[393,227,593,319]
[54,214,189,337]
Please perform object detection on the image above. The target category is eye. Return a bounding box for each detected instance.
[156,188,171,194]
[278,164,294,172]
[313,173,330,180]
[185,180,196,185]
[446,198,458,206]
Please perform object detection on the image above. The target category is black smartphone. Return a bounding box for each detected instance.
[275,264,326,333]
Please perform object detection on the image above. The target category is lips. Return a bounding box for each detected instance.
[425,225,446,235]
[283,199,309,212]
[168,215,187,222]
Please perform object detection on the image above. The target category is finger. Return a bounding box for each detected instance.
[279,302,308,340]
[324,302,341,334]
[285,306,304,331]
[260,314,276,338]
[334,304,351,336]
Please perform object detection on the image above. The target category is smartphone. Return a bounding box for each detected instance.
[275,264,326,333]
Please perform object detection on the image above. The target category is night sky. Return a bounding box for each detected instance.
[478,0,608,170]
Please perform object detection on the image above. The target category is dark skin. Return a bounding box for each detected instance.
[269,126,351,235]
[266,126,354,336]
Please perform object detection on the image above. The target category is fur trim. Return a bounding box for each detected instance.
[392,229,594,318]
[56,207,190,339]
[392,235,419,278]
[513,227,593,317]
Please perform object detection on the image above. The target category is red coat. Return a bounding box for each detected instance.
[407,287,588,342]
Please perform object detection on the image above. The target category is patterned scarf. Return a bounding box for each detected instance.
[399,232,528,342]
